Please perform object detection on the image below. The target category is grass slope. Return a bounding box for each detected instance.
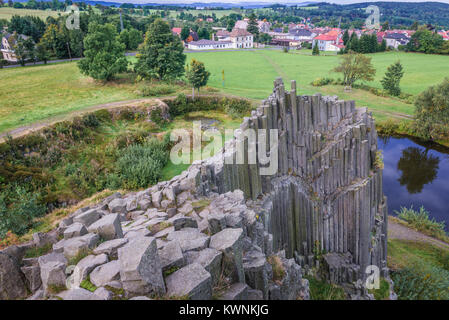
[0,62,140,133]
[0,7,61,20]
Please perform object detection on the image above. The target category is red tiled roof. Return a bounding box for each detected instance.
[172,28,182,35]
[314,34,337,41]
[230,28,252,37]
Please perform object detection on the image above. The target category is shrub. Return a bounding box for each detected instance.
[0,186,46,237]
[81,113,100,128]
[305,276,346,300]
[391,261,449,300]
[395,206,447,240]
[150,107,167,126]
[116,136,170,189]
[139,83,175,97]
[311,77,334,87]
[224,99,251,119]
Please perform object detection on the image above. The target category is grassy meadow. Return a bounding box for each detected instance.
[1,50,449,134]
[0,7,61,20]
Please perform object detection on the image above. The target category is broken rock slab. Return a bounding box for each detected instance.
[63,233,100,259]
[209,228,245,283]
[0,252,27,300]
[108,198,127,214]
[58,288,102,300]
[158,241,185,272]
[166,228,210,252]
[72,254,108,287]
[38,252,68,296]
[218,283,248,300]
[165,263,212,300]
[93,238,128,259]
[118,237,166,296]
[64,222,87,240]
[90,260,121,288]
[185,248,222,286]
[87,213,124,240]
[73,208,100,227]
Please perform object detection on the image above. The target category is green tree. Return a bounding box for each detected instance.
[414,78,449,140]
[379,39,387,52]
[247,13,259,41]
[35,41,51,64]
[381,61,404,96]
[186,59,210,100]
[381,21,389,31]
[312,43,320,55]
[119,28,143,50]
[342,30,349,45]
[198,27,210,40]
[333,51,376,87]
[411,21,419,31]
[180,26,190,41]
[135,18,186,81]
[78,22,127,81]
[407,27,444,54]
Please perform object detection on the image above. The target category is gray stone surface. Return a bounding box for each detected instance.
[58,288,102,300]
[63,233,100,259]
[94,287,113,300]
[219,283,248,300]
[93,238,128,259]
[166,228,210,252]
[38,252,68,296]
[73,208,100,227]
[90,260,121,287]
[64,222,87,240]
[165,263,212,300]
[209,228,245,283]
[185,248,222,286]
[158,241,185,271]
[72,254,108,287]
[0,252,27,300]
[108,198,127,213]
[118,237,166,296]
[87,213,124,240]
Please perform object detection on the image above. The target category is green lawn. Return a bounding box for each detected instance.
[185,50,449,119]
[1,50,448,134]
[0,62,141,133]
[0,7,61,20]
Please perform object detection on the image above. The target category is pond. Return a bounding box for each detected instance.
[379,136,449,231]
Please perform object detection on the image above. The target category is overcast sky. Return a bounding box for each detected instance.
[104,0,449,4]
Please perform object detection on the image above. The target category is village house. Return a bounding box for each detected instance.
[229,28,253,49]
[215,29,231,41]
[234,19,271,34]
[312,32,343,52]
[187,39,233,50]
[1,33,31,62]
[384,32,410,49]
[288,28,316,42]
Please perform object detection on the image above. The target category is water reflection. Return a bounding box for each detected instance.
[397,147,439,194]
[379,136,449,230]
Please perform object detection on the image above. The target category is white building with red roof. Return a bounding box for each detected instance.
[312,33,343,52]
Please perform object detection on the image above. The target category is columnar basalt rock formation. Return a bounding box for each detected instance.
[198,78,389,285]
[0,79,389,300]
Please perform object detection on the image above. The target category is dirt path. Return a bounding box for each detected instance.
[0,98,159,143]
[388,216,449,250]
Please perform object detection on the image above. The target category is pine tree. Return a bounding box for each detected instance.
[312,43,320,55]
[381,61,404,96]
[135,19,186,81]
[342,30,349,45]
[247,13,259,41]
[379,39,387,52]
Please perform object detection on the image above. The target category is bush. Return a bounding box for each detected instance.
[139,83,175,97]
[311,77,334,87]
[391,261,449,300]
[224,99,251,119]
[116,136,170,189]
[150,107,167,126]
[395,206,448,240]
[0,186,46,237]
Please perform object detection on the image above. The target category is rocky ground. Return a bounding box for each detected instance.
[0,171,309,300]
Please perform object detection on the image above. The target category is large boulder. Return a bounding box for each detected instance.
[0,252,27,300]
[72,254,108,287]
[21,258,42,293]
[73,208,100,227]
[87,213,123,240]
[118,237,166,296]
[38,252,68,296]
[209,228,245,283]
[158,240,185,272]
[63,233,100,259]
[165,263,212,300]
[64,222,88,240]
[185,248,222,286]
[57,288,102,300]
[218,283,248,300]
[93,238,128,259]
[243,250,269,299]
[108,198,127,214]
[166,228,210,252]
[90,260,121,288]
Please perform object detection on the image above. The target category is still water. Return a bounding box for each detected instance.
[379,136,449,230]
